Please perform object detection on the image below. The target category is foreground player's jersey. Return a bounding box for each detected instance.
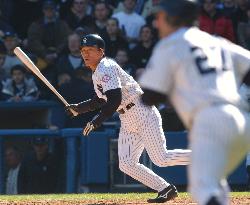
[140,27,250,128]
[92,57,143,111]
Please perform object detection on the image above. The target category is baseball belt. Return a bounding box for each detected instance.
[118,102,135,114]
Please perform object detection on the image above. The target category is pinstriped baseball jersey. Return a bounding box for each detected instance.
[91,56,191,193]
[139,27,250,128]
[139,26,250,205]
[92,57,143,110]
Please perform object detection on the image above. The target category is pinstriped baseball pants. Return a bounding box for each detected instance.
[188,104,250,205]
[118,99,191,192]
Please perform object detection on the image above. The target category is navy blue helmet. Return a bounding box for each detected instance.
[153,0,199,26]
[80,34,105,49]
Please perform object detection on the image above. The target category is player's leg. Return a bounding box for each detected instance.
[142,106,191,167]
[188,105,250,205]
[118,128,170,192]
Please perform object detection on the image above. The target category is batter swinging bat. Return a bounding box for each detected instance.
[14,47,78,117]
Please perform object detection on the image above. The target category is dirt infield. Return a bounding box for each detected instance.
[0,197,250,205]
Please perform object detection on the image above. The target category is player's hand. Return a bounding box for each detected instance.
[65,104,79,118]
[83,121,95,136]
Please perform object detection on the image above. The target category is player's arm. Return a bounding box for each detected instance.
[139,43,174,106]
[65,95,106,117]
[83,63,122,135]
[229,41,250,103]
[91,88,122,127]
[83,88,122,136]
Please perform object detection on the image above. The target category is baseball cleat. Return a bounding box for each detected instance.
[147,184,178,203]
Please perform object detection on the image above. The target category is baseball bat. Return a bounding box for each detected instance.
[13,47,78,117]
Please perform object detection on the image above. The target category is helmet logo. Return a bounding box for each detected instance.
[83,38,87,44]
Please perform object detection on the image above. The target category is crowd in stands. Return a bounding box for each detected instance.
[1,0,250,193]
[4,137,62,194]
[0,0,249,104]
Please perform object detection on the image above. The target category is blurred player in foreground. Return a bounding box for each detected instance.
[66,34,191,203]
[139,0,250,205]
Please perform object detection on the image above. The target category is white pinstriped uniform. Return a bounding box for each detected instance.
[139,27,250,205]
[92,57,191,192]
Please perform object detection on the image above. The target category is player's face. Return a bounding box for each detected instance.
[80,46,104,71]
[155,11,174,39]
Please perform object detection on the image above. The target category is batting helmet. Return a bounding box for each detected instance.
[80,34,105,49]
[154,0,199,26]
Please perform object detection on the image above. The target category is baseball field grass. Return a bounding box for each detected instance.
[0,192,250,205]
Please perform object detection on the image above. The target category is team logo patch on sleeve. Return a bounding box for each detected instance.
[102,74,111,83]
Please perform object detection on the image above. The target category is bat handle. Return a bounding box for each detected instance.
[65,102,78,117]
[70,109,78,117]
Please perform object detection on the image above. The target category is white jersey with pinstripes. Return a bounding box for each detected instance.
[92,56,191,193]
[139,26,250,205]
[139,27,250,128]
[92,57,143,110]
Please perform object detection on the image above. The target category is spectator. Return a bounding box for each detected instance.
[5,146,22,195]
[112,0,146,47]
[0,0,14,25]
[0,11,14,39]
[103,17,128,58]
[0,42,7,82]
[93,1,110,36]
[115,48,136,77]
[18,137,59,194]
[58,0,74,19]
[64,0,95,32]
[10,0,43,39]
[141,0,160,18]
[238,4,250,50]
[130,25,155,78]
[199,0,235,42]
[56,32,84,76]
[233,0,249,32]
[113,0,146,14]
[27,0,71,61]
[1,65,39,102]
[222,0,237,18]
[1,31,22,77]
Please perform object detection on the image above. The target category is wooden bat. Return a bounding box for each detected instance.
[14,47,78,117]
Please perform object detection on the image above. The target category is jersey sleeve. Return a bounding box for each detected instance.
[99,64,122,93]
[226,41,250,82]
[139,44,175,95]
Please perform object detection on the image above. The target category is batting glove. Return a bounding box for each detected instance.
[83,122,95,136]
[65,104,79,118]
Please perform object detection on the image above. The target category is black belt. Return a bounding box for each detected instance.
[118,102,135,114]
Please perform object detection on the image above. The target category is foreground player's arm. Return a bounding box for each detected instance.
[65,95,106,117]
[83,88,121,135]
[141,88,167,106]
[139,42,175,106]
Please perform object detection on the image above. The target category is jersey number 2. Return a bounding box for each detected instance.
[191,46,228,75]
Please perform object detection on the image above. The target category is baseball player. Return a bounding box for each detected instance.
[65,34,191,203]
[139,0,250,205]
